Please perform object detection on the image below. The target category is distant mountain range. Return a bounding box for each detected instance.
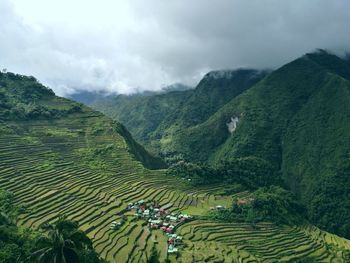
[86,50,350,239]
[68,83,192,105]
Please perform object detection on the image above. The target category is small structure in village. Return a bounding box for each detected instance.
[127,199,193,255]
[110,215,127,230]
[210,205,226,211]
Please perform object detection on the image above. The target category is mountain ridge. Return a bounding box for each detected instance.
[170,51,350,238]
[91,68,268,161]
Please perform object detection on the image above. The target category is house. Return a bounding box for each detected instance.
[168,245,178,254]
[143,209,150,218]
[215,205,225,210]
[150,223,159,229]
[169,216,178,222]
[179,214,192,222]
[166,225,175,233]
[110,220,123,230]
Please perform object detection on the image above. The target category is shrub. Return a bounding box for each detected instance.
[167,157,281,189]
[209,186,306,225]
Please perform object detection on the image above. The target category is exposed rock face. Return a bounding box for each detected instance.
[226,116,239,133]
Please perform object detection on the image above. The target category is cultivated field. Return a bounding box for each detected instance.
[0,112,349,262]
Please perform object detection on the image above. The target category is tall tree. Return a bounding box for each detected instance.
[31,216,99,263]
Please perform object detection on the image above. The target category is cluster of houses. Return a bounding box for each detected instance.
[126,199,193,254]
[127,199,193,231]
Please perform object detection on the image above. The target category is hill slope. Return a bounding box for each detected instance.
[91,69,267,160]
[0,72,165,169]
[91,89,192,147]
[173,50,350,238]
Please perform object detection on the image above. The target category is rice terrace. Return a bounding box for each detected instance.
[1,1,350,262]
[0,77,349,262]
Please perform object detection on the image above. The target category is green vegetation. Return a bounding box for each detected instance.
[176,220,350,262]
[1,64,350,262]
[0,72,83,120]
[0,71,164,170]
[92,90,192,151]
[32,216,101,263]
[0,190,102,263]
[160,50,350,239]
[209,186,306,225]
[90,69,267,162]
[0,189,36,262]
[90,50,350,239]
[167,157,280,189]
[309,163,350,239]
[147,246,160,263]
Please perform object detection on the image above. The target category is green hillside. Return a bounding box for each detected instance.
[0,72,165,170]
[172,50,350,238]
[1,70,350,262]
[91,89,192,148]
[91,69,267,161]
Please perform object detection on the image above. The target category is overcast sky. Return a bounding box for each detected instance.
[1,0,349,95]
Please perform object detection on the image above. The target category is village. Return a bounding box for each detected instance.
[111,199,194,255]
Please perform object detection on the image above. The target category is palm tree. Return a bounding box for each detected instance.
[31,216,93,263]
[0,211,12,225]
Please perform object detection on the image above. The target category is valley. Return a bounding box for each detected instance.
[1,114,350,262]
[0,70,350,262]
[89,51,350,241]
[1,1,350,262]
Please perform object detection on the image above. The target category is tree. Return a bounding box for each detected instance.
[31,216,99,263]
[147,246,160,263]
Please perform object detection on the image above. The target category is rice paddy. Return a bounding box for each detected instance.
[0,112,349,262]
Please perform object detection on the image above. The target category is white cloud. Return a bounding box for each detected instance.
[1,0,349,96]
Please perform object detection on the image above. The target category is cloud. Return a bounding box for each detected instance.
[1,0,350,96]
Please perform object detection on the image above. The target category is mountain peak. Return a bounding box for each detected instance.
[203,68,266,80]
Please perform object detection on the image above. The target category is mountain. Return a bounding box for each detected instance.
[68,90,112,105]
[1,69,350,262]
[91,69,268,161]
[171,50,350,238]
[89,50,350,239]
[69,83,192,105]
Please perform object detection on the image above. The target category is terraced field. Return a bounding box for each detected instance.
[175,222,350,262]
[1,111,350,262]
